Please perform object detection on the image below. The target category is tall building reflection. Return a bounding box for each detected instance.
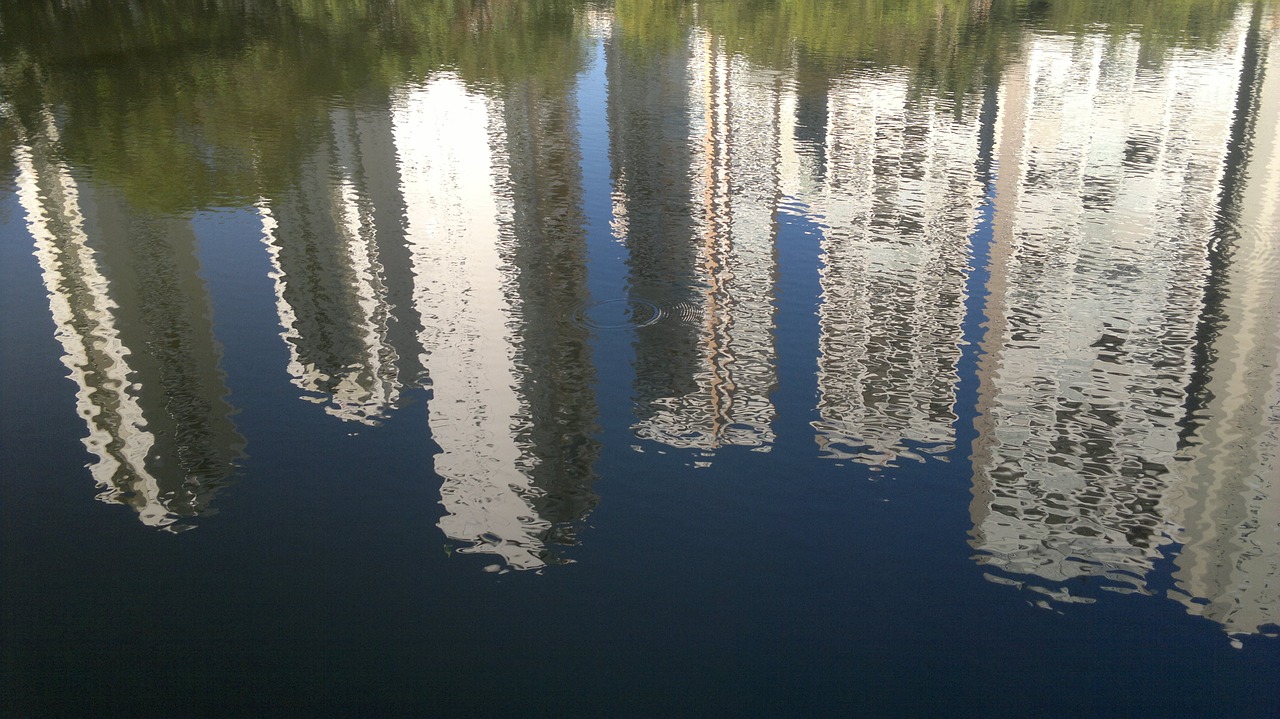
[1165,7,1280,639]
[497,76,601,536]
[617,31,781,453]
[971,7,1279,637]
[805,68,982,467]
[259,103,419,424]
[605,31,707,448]
[394,73,598,570]
[11,109,243,530]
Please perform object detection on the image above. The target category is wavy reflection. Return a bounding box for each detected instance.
[619,31,781,454]
[10,109,244,530]
[1165,7,1280,639]
[1,0,1276,613]
[258,103,415,424]
[970,6,1280,636]
[497,74,601,537]
[806,69,982,467]
[396,73,598,570]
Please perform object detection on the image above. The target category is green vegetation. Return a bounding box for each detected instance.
[1026,0,1243,45]
[684,0,1023,108]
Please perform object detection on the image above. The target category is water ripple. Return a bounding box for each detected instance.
[569,297,667,330]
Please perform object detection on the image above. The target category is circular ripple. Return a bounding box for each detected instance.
[571,298,666,330]
[667,300,705,324]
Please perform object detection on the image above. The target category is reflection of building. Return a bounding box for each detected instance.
[12,110,243,530]
[496,76,601,534]
[1165,10,1280,639]
[259,104,417,424]
[805,68,982,467]
[970,11,1264,608]
[620,31,781,452]
[394,73,598,570]
[605,31,706,446]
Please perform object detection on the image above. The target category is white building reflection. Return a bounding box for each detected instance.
[1165,9,1280,639]
[251,72,600,570]
[9,109,243,530]
[804,68,982,468]
[394,73,598,570]
[971,6,1280,637]
[394,75,549,569]
[603,29,984,468]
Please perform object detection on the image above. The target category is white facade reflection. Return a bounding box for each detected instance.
[971,7,1280,637]
[805,70,981,467]
[1166,12,1280,639]
[394,75,552,570]
[254,73,600,571]
[14,124,163,525]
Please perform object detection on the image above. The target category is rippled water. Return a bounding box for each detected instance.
[2,1,1278,715]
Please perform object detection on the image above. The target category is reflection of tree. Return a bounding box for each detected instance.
[616,0,1246,113]
[610,0,1020,118]
[1024,0,1243,56]
[1,0,1247,214]
[1,0,321,213]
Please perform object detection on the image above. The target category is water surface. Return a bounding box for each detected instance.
[2,1,1278,715]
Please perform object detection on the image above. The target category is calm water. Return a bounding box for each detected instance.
[2,0,1278,715]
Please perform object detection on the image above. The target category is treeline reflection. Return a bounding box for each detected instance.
[2,0,1276,634]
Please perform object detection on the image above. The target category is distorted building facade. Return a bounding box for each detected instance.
[395,72,599,570]
[970,7,1280,639]
[1164,7,1280,639]
[259,103,415,425]
[11,108,243,530]
[621,30,781,453]
[806,68,982,468]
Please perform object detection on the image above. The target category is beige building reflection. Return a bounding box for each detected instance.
[620,31,781,454]
[10,109,243,530]
[971,7,1279,637]
[394,73,598,570]
[803,68,982,468]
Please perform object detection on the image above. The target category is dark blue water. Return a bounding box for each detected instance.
[3,1,1278,715]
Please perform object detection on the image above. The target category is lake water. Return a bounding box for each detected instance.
[2,1,1278,715]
